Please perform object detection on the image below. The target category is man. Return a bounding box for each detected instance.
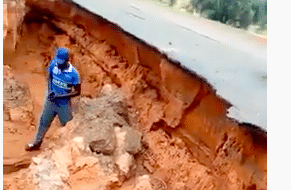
[26,47,81,151]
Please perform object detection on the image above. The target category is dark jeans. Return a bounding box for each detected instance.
[33,97,72,145]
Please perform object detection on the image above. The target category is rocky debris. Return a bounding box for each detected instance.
[71,85,142,180]
[71,155,120,189]
[76,86,130,128]
[70,85,141,151]
[70,85,141,157]
[26,139,119,190]
[18,85,143,190]
[3,65,33,123]
[31,159,70,190]
[134,175,167,190]
[29,149,71,190]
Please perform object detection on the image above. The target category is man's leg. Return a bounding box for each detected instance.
[57,100,73,126]
[26,99,57,150]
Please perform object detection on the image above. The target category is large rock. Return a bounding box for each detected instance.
[77,84,130,127]
[124,126,142,155]
[85,120,117,155]
[89,139,116,155]
[71,85,136,156]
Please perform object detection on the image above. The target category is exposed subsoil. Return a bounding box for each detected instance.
[3,1,267,190]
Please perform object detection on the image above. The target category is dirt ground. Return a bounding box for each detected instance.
[3,1,267,190]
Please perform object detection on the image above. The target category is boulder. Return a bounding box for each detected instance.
[89,138,116,155]
[124,126,142,155]
[71,86,134,156]
[86,120,117,155]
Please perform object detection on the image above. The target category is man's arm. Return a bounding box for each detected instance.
[55,84,81,98]
[48,70,53,93]
[48,59,56,93]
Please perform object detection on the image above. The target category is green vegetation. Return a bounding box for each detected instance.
[154,0,267,34]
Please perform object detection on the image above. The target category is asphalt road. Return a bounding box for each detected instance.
[71,0,267,129]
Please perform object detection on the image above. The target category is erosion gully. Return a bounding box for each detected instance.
[3,0,267,189]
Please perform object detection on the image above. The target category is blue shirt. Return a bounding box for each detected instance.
[49,59,80,96]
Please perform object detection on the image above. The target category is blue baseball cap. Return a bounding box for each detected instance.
[56,47,70,64]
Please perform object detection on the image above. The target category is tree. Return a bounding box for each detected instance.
[188,0,266,30]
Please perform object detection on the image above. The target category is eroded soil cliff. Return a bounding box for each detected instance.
[3,0,267,189]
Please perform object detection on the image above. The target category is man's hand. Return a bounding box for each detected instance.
[54,84,81,99]
[48,91,56,101]
[67,84,74,88]
[68,84,81,96]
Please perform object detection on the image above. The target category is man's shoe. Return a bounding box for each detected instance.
[25,142,41,151]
